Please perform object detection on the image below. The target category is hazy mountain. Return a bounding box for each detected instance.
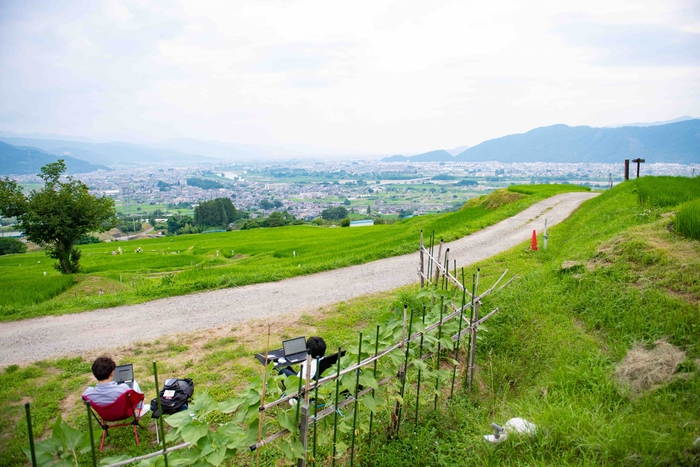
[455,119,700,164]
[0,136,217,166]
[445,145,470,156]
[0,142,110,175]
[605,115,696,128]
[381,149,455,162]
[381,155,409,162]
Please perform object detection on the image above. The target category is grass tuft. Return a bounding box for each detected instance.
[675,198,700,240]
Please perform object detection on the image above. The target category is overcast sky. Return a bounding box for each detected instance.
[1,0,698,154]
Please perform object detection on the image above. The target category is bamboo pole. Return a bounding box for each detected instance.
[350,333,363,467]
[433,239,443,284]
[101,443,191,467]
[421,247,471,296]
[297,404,309,467]
[256,325,271,467]
[427,232,434,282]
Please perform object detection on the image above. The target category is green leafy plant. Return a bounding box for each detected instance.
[23,415,95,467]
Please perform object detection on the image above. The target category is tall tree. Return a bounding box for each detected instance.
[0,160,116,273]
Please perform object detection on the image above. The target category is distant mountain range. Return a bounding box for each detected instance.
[454,119,700,163]
[2,117,698,171]
[383,119,699,164]
[604,115,696,128]
[0,142,110,175]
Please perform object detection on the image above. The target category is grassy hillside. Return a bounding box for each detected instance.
[1,177,698,467]
[361,176,700,465]
[0,184,588,321]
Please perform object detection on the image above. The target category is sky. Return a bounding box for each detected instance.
[1,0,699,155]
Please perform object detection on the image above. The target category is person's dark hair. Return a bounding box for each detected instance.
[307,336,326,359]
[92,356,116,381]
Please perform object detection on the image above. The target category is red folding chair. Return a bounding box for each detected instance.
[82,389,145,451]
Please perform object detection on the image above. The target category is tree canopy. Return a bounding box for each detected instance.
[0,160,116,273]
[194,198,239,229]
[321,206,348,221]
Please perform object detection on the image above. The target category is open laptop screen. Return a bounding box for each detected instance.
[283,337,307,358]
[113,364,134,384]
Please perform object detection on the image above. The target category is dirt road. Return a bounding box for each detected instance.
[0,192,598,366]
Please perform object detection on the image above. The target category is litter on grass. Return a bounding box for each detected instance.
[484,417,537,444]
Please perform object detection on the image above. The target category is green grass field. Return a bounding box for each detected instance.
[1,177,698,467]
[0,184,590,321]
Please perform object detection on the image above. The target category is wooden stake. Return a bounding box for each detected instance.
[434,239,443,284]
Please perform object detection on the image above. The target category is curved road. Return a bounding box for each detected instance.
[0,192,598,366]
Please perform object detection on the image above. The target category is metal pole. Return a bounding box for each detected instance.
[24,403,37,467]
[153,361,169,467]
[419,230,425,288]
[85,401,97,467]
[468,269,481,391]
[450,269,467,398]
[368,325,380,450]
[415,306,426,426]
[397,307,414,433]
[312,356,321,466]
[295,373,303,426]
[434,298,444,411]
[332,346,342,467]
[350,333,363,467]
[543,219,548,250]
[464,273,476,390]
[442,249,449,290]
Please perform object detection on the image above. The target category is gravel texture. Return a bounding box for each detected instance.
[0,192,598,366]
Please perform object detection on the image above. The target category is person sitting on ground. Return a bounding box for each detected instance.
[82,356,143,406]
[281,336,327,380]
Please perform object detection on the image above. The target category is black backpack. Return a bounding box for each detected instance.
[151,378,194,418]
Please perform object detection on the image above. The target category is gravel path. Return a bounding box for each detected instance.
[0,192,598,366]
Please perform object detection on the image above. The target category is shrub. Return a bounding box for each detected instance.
[75,234,101,244]
[0,237,27,255]
[340,217,350,227]
[675,199,700,240]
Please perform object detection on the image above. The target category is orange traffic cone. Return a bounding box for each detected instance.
[530,230,538,251]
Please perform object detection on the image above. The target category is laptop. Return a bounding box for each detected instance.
[113,364,135,388]
[282,337,307,364]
